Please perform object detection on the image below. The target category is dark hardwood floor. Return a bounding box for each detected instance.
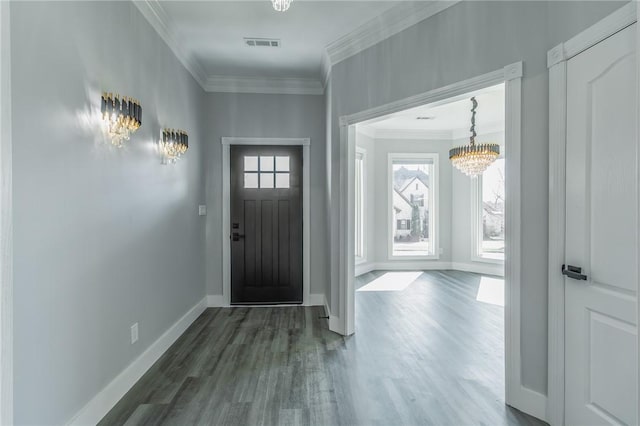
[100,270,546,426]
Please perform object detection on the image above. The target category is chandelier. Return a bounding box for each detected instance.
[449,97,499,177]
[100,92,142,147]
[159,129,189,163]
[271,0,292,12]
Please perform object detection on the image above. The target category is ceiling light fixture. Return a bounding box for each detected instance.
[100,92,142,147]
[271,0,292,12]
[159,129,188,164]
[449,97,500,177]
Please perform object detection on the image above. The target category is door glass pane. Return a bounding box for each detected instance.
[260,172,274,188]
[260,156,274,171]
[275,173,290,188]
[275,156,290,172]
[244,156,258,171]
[480,158,505,260]
[244,172,258,188]
[391,158,434,256]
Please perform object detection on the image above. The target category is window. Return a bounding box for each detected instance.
[244,155,290,189]
[473,157,505,261]
[389,153,438,258]
[355,149,365,261]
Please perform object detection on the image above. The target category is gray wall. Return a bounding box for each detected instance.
[328,1,624,395]
[11,2,206,424]
[203,92,327,296]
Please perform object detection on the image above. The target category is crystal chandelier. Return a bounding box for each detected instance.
[449,97,500,177]
[100,92,142,147]
[271,0,292,12]
[159,129,189,163]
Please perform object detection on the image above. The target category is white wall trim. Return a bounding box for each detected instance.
[353,262,504,277]
[339,63,522,127]
[546,4,637,425]
[325,1,460,66]
[66,298,207,425]
[205,75,324,96]
[132,0,208,88]
[547,2,636,68]
[220,137,311,307]
[338,61,531,418]
[0,2,13,424]
[450,262,504,277]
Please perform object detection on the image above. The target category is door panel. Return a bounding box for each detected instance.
[565,23,638,425]
[230,145,303,304]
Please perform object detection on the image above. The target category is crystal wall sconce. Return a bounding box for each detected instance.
[100,92,142,147]
[159,128,188,164]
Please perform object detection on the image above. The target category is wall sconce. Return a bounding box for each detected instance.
[100,92,142,147]
[159,128,188,164]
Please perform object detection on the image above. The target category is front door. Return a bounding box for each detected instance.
[564,23,638,425]
[230,145,303,304]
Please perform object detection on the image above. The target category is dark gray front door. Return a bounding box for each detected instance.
[230,145,303,304]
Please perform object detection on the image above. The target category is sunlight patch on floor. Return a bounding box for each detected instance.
[476,276,505,306]
[357,271,423,292]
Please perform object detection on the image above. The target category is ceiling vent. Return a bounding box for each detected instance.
[244,38,281,48]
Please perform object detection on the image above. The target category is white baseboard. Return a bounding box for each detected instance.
[66,297,207,426]
[355,261,505,277]
[354,262,376,276]
[373,261,452,271]
[205,294,325,307]
[451,261,504,277]
[509,385,548,423]
[307,293,325,306]
[206,294,226,307]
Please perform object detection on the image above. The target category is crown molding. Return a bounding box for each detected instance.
[132,0,208,89]
[356,121,505,142]
[205,75,324,95]
[370,128,453,141]
[134,0,460,95]
[325,1,460,67]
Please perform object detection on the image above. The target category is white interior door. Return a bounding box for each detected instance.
[565,23,638,425]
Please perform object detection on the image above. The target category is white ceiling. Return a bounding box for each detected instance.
[134,1,459,93]
[358,83,505,138]
[160,1,398,79]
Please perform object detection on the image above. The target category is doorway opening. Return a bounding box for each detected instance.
[352,82,508,403]
[337,63,536,416]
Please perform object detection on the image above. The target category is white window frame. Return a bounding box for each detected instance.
[387,152,439,260]
[471,158,505,264]
[355,147,366,264]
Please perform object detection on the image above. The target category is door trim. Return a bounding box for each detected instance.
[547,3,637,425]
[221,137,311,307]
[336,62,538,418]
[0,2,13,424]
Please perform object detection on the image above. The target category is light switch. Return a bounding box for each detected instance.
[198,205,207,216]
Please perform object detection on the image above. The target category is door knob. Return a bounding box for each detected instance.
[232,232,245,242]
[562,264,588,281]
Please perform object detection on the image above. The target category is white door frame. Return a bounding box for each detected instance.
[547,3,637,425]
[0,2,13,424]
[220,137,311,306]
[335,62,543,418]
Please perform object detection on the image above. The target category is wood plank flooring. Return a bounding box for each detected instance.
[99,270,547,426]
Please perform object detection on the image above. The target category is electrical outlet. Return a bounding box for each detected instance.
[439,247,444,254]
[198,205,207,216]
[130,323,139,344]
